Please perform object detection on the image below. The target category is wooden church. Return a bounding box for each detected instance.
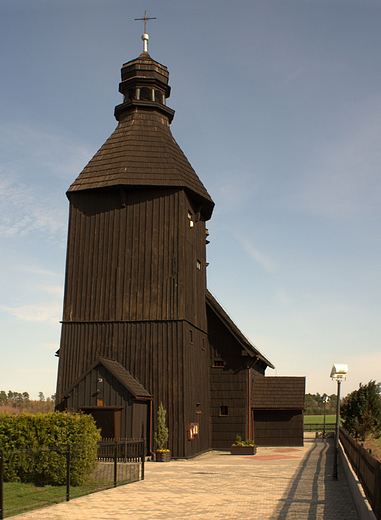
[56,28,305,457]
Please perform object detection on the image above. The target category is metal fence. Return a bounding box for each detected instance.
[340,427,381,520]
[304,423,336,433]
[0,439,145,519]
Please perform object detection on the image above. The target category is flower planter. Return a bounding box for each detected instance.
[230,445,257,455]
[156,450,171,462]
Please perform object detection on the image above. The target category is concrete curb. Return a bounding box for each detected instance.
[339,441,376,520]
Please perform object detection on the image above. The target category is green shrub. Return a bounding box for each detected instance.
[0,412,101,485]
[154,403,169,451]
[233,435,254,446]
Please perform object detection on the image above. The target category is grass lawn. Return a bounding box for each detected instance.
[2,479,130,518]
[304,415,336,424]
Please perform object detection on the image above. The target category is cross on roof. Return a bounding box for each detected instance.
[135,11,156,35]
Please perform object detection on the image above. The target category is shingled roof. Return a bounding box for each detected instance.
[251,376,305,409]
[62,357,151,400]
[206,290,274,369]
[67,51,214,221]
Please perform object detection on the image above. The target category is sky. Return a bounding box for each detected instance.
[1,0,381,400]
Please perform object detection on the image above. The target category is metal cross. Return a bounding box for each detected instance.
[134,11,156,34]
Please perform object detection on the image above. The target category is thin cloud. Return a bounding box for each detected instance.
[0,121,91,241]
[293,97,381,221]
[0,175,67,240]
[234,233,276,272]
[18,266,60,277]
[1,302,62,324]
[40,343,60,351]
[2,369,57,374]
[0,122,91,181]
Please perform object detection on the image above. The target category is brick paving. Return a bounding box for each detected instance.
[12,436,359,519]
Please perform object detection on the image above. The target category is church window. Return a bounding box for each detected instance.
[196,260,201,270]
[220,406,229,416]
[213,360,224,367]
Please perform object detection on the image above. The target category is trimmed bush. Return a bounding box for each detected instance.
[0,412,101,485]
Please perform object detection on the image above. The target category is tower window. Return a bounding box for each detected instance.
[196,260,201,270]
[140,87,152,101]
[155,90,164,103]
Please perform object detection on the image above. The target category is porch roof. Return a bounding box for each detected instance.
[62,357,152,400]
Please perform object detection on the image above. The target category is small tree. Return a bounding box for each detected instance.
[0,391,7,405]
[341,380,381,440]
[154,402,169,451]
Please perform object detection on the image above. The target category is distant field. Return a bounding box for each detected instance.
[304,415,336,425]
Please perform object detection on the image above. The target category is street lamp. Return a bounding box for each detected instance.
[322,395,329,437]
[330,364,348,480]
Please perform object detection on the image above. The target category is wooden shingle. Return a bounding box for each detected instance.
[68,112,214,220]
[62,357,151,400]
[252,376,305,409]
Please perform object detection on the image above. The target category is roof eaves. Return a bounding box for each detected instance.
[206,290,274,369]
[61,357,152,400]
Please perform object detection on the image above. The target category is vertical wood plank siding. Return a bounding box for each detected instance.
[57,186,210,457]
[253,410,304,446]
[207,304,264,449]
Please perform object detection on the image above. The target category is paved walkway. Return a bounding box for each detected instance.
[13,437,359,519]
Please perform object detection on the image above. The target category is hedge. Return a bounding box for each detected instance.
[0,412,101,485]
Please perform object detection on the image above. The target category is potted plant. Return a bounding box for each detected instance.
[154,402,170,461]
[230,435,257,455]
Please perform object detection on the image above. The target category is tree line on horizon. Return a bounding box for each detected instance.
[304,392,338,415]
[0,390,55,414]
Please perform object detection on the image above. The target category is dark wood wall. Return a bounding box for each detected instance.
[57,186,210,458]
[253,410,304,446]
[210,366,248,449]
[61,187,207,328]
[207,305,264,449]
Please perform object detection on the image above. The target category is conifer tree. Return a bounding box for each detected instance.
[154,402,169,450]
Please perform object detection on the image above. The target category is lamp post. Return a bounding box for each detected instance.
[322,395,329,437]
[330,364,348,480]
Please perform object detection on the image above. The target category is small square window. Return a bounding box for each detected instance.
[220,406,228,416]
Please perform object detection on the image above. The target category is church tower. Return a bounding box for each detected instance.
[56,30,214,458]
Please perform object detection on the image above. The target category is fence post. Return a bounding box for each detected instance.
[0,449,4,520]
[375,462,381,520]
[66,445,70,502]
[141,440,145,481]
[114,442,118,488]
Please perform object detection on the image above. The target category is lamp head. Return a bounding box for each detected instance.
[330,364,348,381]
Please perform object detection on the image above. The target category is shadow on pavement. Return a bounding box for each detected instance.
[275,439,358,520]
